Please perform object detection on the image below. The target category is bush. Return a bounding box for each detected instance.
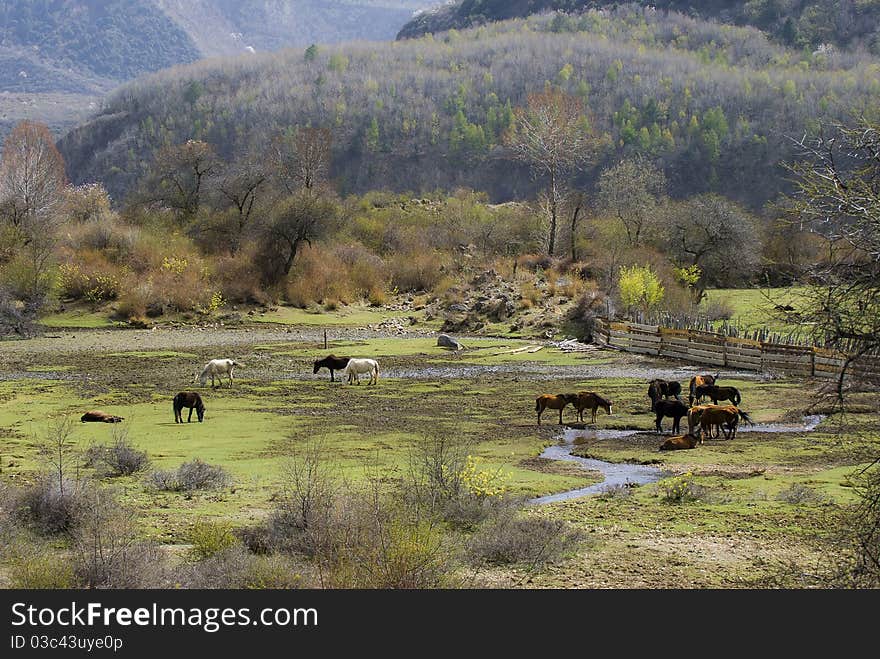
[388,251,443,292]
[657,472,706,503]
[466,513,584,567]
[71,487,165,588]
[188,520,238,560]
[9,547,75,588]
[174,546,306,589]
[705,295,735,321]
[85,433,149,477]
[15,475,88,535]
[148,459,231,492]
[597,483,633,500]
[565,287,605,341]
[775,483,828,505]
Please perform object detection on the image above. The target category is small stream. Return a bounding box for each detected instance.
[529,415,825,505]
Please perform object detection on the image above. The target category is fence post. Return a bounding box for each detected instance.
[324,329,328,350]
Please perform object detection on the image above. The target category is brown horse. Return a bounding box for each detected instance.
[81,410,124,423]
[698,405,752,441]
[173,391,205,423]
[687,404,720,438]
[659,433,700,451]
[654,399,689,434]
[688,373,719,406]
[536,393,577,426]
[693,384,741,406]
[313,355,350,382]
[647,379,682,411]
[573,391,613,424]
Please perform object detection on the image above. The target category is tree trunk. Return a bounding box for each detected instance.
[569,195,583,261]
[548,169,557,256]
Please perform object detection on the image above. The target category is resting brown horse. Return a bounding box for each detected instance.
[313,355,350,382]
[688,373,718,406]
[659,433,700,451]
[536,393,577,426]
[693,384,741,406]
[81,410,124,423]
[573,391,613,424]
[173,392,205,423]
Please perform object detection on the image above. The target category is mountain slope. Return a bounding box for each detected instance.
[397,0,880,53]
[58,7,880,210]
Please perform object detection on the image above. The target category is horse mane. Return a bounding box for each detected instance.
[592,392,612,406]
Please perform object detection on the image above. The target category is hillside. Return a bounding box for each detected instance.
[397,0,880,53]
[0,0,429,147]
[59,6,880,209]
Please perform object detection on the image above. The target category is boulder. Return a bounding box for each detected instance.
[437,333,463,351]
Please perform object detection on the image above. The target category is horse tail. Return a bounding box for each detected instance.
[373,362,379,380]
[738,410,753,425]
[733,388,741,406]
[535,398,541,412]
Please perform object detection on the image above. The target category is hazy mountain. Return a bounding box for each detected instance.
[0,0,430,144]
[397,0,880,54]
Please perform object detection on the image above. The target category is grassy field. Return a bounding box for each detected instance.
[1,322,876,588]
[702,287,808,333]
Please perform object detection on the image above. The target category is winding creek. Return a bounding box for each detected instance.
[530,415,825,505]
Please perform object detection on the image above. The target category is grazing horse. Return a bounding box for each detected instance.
[535,393,577,426]
[693,384,741,406]
[573,391,613,424]
[647,379,682,411]
[173,392,205,423]
[199,358,239,388]
[687,404,721,438]
[313,355,350,382]
[653,399,689,434]
[698,405,753,441]
[688,373,719,406]
[81,410,124,423]
[659,433,700,451]
[343,358,379,385]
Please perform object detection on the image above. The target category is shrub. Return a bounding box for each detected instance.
[466,513,584,567]
[9,547,75,588]
[71,487,165,588]
[148,459,231,492]
[174,546,306,589]
[286,247,353,307]
[705,295,735,321]
[775,483,828,505]
[15,475,88,535]
[388,251,443,292]
[188,520,239,560]
[597,483,633,500]
[565,287,605,341]
[85,433,149,477]
[657,472,706,503]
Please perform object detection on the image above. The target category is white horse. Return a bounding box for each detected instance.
[198,358,239,388]
[343,358,379,385]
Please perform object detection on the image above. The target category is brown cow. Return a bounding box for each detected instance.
[81,410,124,423]
[572,391,613,424]
[659,433,701,451]
[535,393,578,426]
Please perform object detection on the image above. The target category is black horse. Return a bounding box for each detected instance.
[173,391,205,423]
[313,355,350,382]
[647,379,682,411]
[653,399,689,434]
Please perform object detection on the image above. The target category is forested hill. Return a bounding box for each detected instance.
[59,7,880,209]
[0,0,429,94]
[397,0,880,53]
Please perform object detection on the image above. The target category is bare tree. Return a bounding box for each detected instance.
[258,191,339,285]
[142,140,221,223]
[596,157,666,247]
[666,194,761,302]
[505,88,597,255]
[214,158,267,254]
[271,126,332,194]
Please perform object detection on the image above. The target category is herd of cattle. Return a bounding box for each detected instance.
[536,373,754,451]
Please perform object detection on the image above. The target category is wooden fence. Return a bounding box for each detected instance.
[593,319,880,381]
